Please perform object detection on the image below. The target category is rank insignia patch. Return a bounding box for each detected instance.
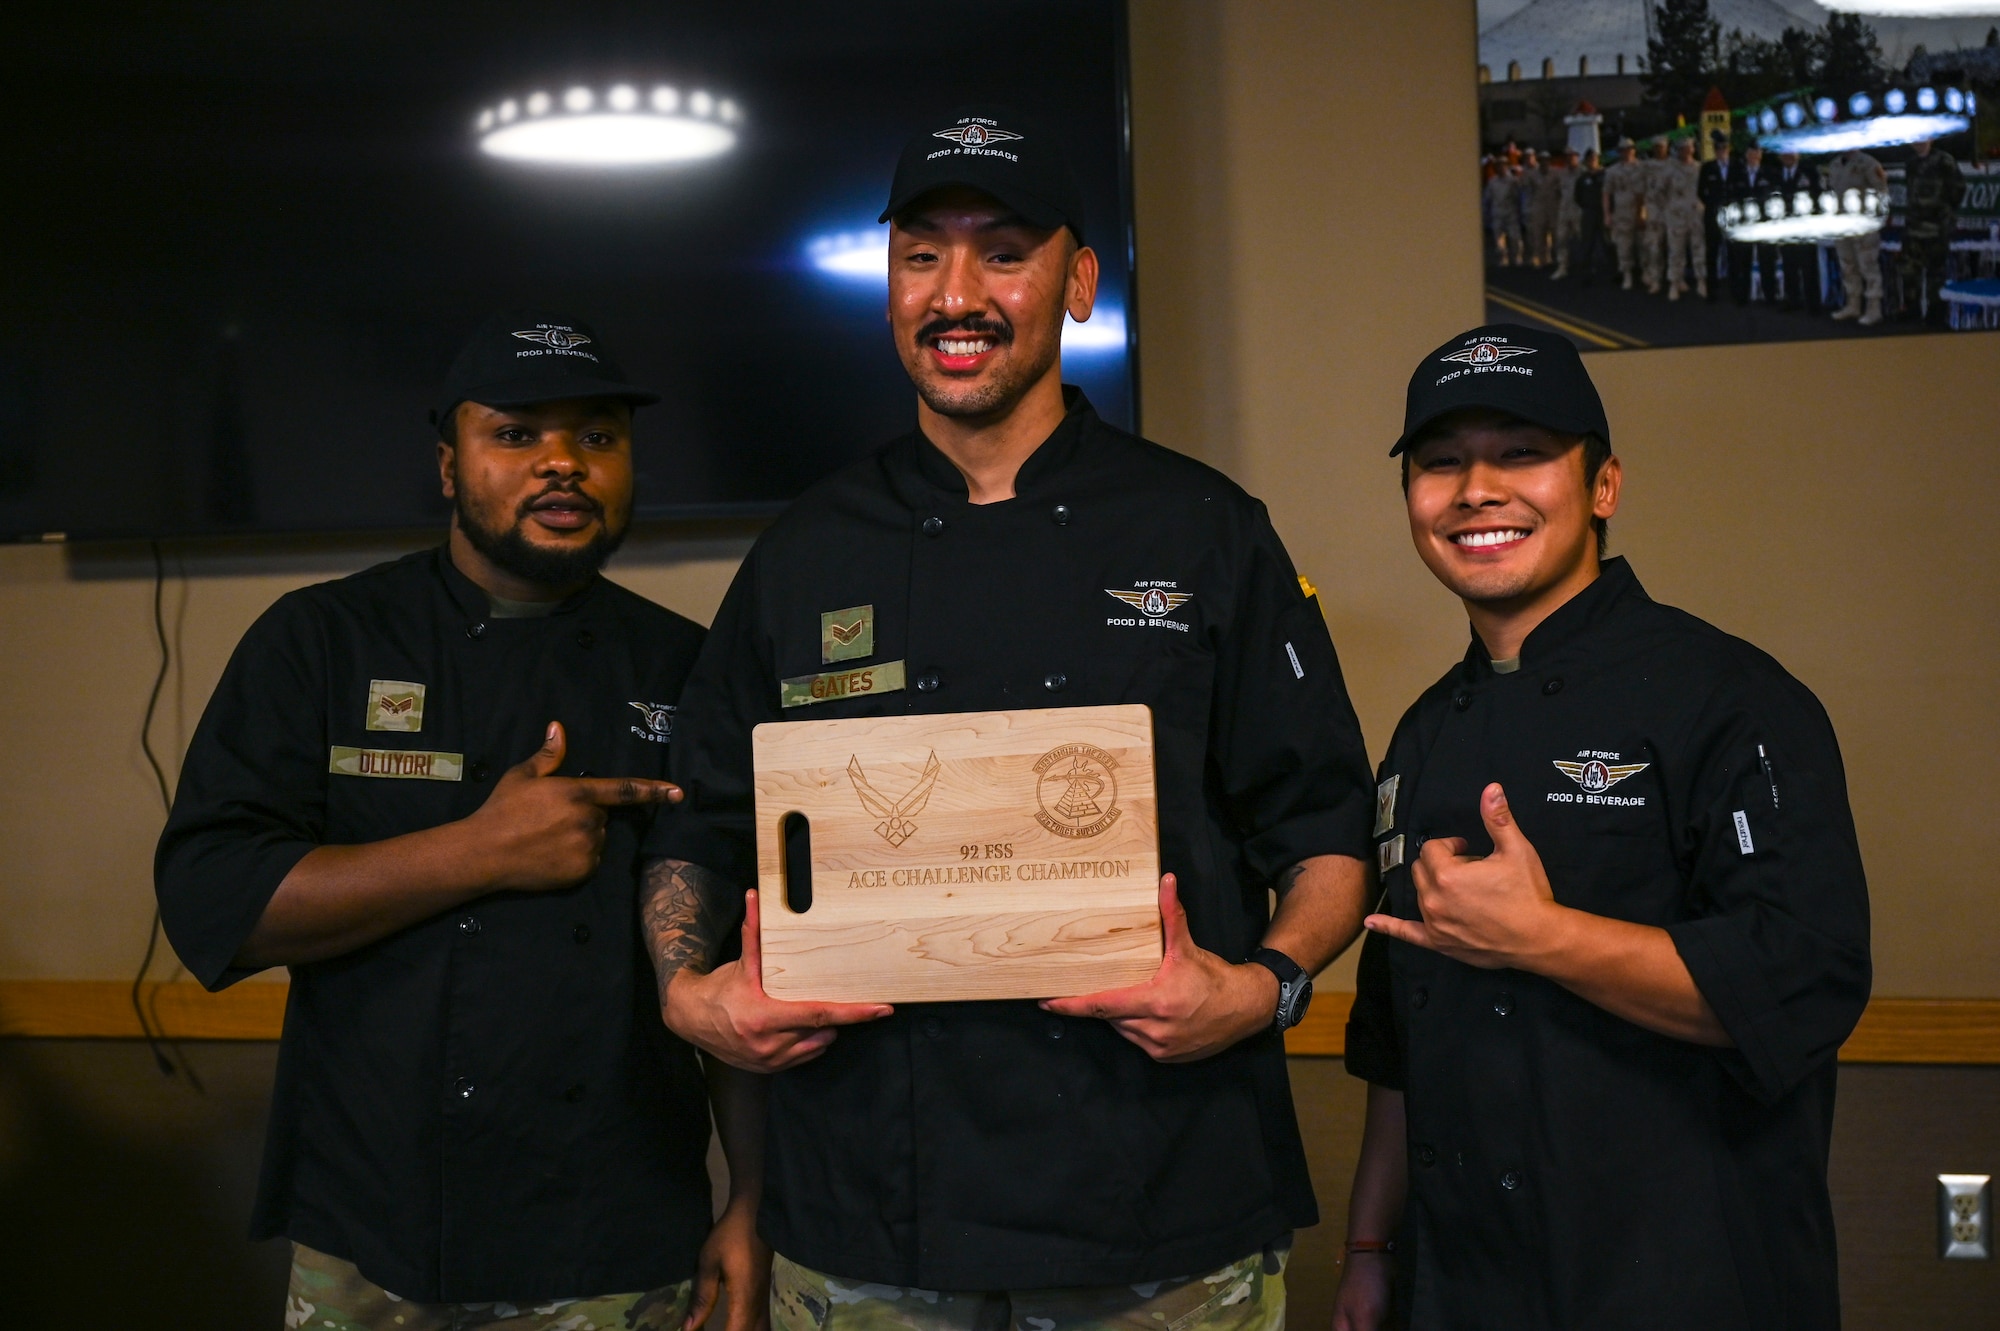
[1375,774,1400,837]
[821,605,875,663]
[1552,758,1649,793]
[366,680,426,732]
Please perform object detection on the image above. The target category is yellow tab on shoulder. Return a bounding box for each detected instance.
[329,745,463,781]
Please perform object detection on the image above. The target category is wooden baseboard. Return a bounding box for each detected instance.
[2,981,1995,1064]
[1278,993,2000,1065]
[0,980,289,1040]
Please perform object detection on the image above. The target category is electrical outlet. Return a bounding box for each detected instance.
[1938,1174,1991,1260]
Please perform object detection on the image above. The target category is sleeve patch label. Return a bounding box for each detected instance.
[1733,809,1755,854]
[1285,641,1304,679]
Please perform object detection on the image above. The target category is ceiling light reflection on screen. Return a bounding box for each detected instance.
[1757,111,1969,152]
[808,229,889,279]
[1060,306,1127,356]
[477,82,741,167]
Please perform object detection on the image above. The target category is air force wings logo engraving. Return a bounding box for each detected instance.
[1106,588,1192,618]
[512,327,593,351]
[1553,759,1650,793]
[1441,341,1535,366]
[933,122,1023,148]
[848,750,942,847]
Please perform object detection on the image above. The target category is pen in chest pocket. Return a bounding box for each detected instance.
[1757,743,1780,810]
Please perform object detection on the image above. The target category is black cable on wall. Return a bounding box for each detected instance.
[132,539,201,1092]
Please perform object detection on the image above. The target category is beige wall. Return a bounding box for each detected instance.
[2,0,1995,994]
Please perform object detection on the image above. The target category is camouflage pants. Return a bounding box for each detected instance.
[1641,219,1668,288]
[286,1244,694,1331]
[1897,232,1952,311]
[1527,204,1559,264]
[769,1247,1287,1331]
[1666,214,1706,291]
[1610,215,1639,276]
[1834,231,1882,303]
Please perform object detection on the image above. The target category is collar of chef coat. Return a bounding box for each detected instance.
[432,541,603,624]
[1463,555,1644,678]
[904,384,1095,502]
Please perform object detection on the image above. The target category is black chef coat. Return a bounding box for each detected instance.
[649,390,1376,1290]
[155,546,714,1303]
[1345,558,1871,1331]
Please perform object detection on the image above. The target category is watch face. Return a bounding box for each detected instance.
[1277,977,1313,1030]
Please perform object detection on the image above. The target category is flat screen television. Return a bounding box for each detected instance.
[0,1,1136,542]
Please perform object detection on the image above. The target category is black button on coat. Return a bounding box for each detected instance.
[154,548,712,1302]
[1345,559,1871,1330]
[651,393,1376,1290]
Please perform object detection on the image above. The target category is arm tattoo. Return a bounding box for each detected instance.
[641,857,738,989]
[1275,862,1307,900]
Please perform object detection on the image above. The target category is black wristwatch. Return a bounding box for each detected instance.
[1249,947,1313,1032]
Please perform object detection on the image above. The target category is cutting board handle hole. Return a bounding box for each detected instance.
[780,811,813,914]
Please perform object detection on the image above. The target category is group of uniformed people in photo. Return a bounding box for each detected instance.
[1483,129,1965,326]
[157,102,1873,1331]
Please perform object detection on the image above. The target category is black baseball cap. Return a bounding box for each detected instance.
[879,105,1086,244]
[1390,324,1611,456]
[432,310,660,437]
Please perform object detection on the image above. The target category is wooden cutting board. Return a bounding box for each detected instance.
[752,704,1163,1002]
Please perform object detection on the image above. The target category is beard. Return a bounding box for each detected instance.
[907,314,1060,419]
[453,480,628,589]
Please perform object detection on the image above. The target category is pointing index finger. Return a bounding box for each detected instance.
[577,777,683,806]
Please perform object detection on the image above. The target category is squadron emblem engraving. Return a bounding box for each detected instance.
[1033,743,1122,839]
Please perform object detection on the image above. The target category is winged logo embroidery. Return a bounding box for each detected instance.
[512,328,593,351]
[1440,342,1534,366]
[847,750,942,847]
[629,701,675,737]
[1552,759,1650,794]
[828,618,866,645]
[377,694,416,716]
[933,122,1024,148]
[1106,588,1193,618]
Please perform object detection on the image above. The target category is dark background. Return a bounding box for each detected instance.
[0,0,1135,540]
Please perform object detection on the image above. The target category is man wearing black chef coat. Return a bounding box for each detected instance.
[640,106,1378,1331]
[1331,324,1871,1331]
[156,312,768,1330]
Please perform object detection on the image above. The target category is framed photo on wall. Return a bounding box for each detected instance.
[1474,0,1999,349]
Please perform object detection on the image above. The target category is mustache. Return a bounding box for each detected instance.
[514,482,604,522]
[915,316,1014,347]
